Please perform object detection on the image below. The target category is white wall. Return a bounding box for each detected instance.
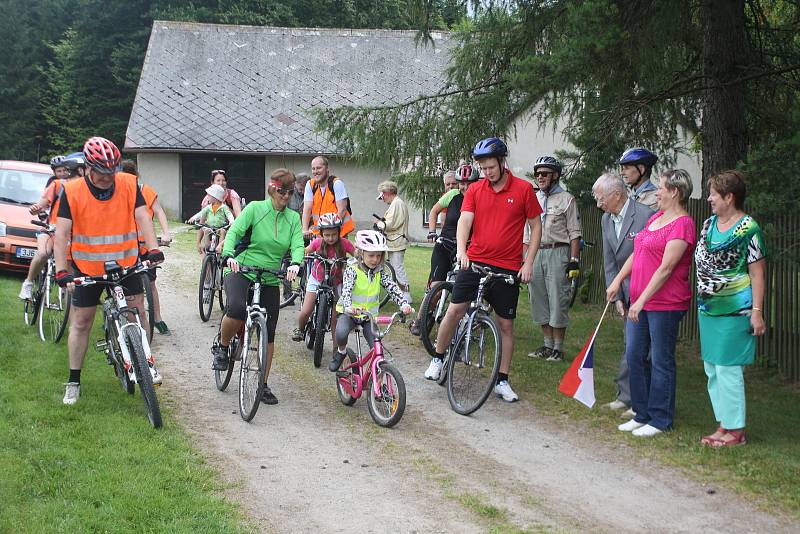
[136,153,181,217]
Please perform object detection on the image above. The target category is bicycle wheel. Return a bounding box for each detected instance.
[419,281,453,358]
[278,253,295,307]
[335,349,358,406]
[279,261,306,308]
[216,263,226,312]
[123,325,162,428]
[38,272,70,342]
[378,262,397,309]
[367,362,406,427]
[446,314,502,416]
[198,254,215,322]
[106,318,134,394]
[141,273,155,344]
[238,315,268,422]
[213,332,235,392]
[24,269,45,326]
[312,296,329,368]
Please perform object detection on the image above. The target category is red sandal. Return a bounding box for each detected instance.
[700,427,726,446]
[710,429,747,448]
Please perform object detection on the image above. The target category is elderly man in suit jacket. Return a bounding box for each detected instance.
[592,173,656,415]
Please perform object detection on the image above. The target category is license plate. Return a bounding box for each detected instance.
[15,247,36,259]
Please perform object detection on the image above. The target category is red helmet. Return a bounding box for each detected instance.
[83,137,121,174]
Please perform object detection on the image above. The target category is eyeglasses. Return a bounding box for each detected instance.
[211,169,226,176]
[534,171,555,177]
[275,188,292,196]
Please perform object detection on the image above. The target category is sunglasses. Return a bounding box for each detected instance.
[534,171,555,177]
[211,169,226,176]
[275,187,292,196]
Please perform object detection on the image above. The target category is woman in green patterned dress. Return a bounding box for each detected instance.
[694,170,766,448]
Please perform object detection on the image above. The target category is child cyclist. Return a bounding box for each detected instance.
[329,230,412,372]
[187,184,235,254]
[292,212,355,344]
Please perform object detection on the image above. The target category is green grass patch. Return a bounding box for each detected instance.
[401,244,800,518]
[0,276,249,533]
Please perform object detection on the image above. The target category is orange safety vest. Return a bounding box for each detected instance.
[45,180,63,224]
[310,176,355,237]
[65,173,140,276]
[137,183,158,242]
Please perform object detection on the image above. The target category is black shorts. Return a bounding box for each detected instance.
[223,272,280,343]
[71,265,144,308]
[428,242,456,284]
[138,249,157,281]
[450,262,520,320]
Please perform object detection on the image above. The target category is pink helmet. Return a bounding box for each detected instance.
[355,230,387,252]
[317,212,342,230]
[83,136,121,174]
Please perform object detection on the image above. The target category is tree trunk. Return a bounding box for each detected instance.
[700,0,749,197]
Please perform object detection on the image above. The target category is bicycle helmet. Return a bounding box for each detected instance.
[83,136,121,174]
[205,184,226,202]
[50,155,67,169]
[317,212,343,230]
[618,147,658,168]
[355,230,388,252]
[472,137,508,159]
[455,163,480,182]
[533,156,562,174]
[62,152,85,174]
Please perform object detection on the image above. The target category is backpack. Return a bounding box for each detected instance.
[311,175,352,215]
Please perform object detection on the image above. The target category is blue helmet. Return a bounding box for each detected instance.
[533,155,562,174]
[618,147,657,168]
[472,137,508,159]
[62,152,86,174]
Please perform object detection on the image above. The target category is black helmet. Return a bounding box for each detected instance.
[533,156,562,175]
[50,155,67,169]
[618,147,658,168]
[472,137,508,159]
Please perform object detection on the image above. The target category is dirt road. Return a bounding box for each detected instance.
[151,237,796,533]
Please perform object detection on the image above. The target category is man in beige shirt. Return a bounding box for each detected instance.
[526,156,582,362]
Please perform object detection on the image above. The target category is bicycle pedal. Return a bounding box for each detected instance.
[95,340,109,352]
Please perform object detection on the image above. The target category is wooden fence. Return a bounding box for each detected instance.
[578,200,800,383]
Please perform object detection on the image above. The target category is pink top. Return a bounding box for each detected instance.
[308,237,355,285]
[630,212,696,311]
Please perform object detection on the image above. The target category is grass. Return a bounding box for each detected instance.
[400,244,800,519]
[0,275,250,533]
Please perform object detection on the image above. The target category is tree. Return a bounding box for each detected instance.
[314,0,800,216]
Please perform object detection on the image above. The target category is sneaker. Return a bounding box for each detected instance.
[291,327,304,342]
[329,350,346,372]
[620,408,636,420]
[545,349,564,362]
[19,280,33,300]
[63,382,80,405]
[494,380,519,403]
[603,400,628,411]
[260,386,278,405]
[632,424,663,437]
[154,321,171,336]
[527,346,551,359]
[148,360,162,386]
[424,358,443,380]
[618,419,646,432]
[409,320,420,337]
[212,344,229,370]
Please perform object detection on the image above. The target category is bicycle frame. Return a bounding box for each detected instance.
[337,312,401,400]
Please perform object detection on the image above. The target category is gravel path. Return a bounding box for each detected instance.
[149,236,797,533]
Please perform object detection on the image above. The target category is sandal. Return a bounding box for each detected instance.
[710,429,747,448]
[700,427,726,446]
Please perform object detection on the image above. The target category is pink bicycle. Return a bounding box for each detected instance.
[335,310,408,427]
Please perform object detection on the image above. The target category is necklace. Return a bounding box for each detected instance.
[716,212,743,229]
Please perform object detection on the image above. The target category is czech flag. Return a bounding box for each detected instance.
[558,302,610,408]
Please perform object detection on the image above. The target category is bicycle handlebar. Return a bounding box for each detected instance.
[72,263,152,286]
[31,219,56,233]
[189,222,230,231]
[303,254,348,265]
[238,265,287,279]
[470,264,516,285]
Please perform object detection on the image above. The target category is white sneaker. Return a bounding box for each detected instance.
[494,380,519,403]
[424,358,443,380]
[603,399,628,411]
[63,382,80,405]
[149,362,162,386]
[19,280,33,300]
[618,419,645,432]
[632,424,663,437]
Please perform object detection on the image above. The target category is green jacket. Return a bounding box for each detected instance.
[222,199,304,285]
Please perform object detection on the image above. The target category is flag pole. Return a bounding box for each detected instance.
[592,301,612,337]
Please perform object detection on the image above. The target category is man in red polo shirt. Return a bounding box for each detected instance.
[424,137,543,403]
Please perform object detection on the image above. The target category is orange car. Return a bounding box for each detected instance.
[0,160,52,272]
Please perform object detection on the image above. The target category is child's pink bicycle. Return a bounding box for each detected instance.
[335,310,409,427]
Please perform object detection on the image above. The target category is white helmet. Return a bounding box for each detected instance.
[355,230,387,252]
[205,184,226,202]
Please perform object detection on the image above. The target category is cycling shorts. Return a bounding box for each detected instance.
[450,262,520,320]
[428,242,456,284]
[223,272,279,342]
[71,264,144,308]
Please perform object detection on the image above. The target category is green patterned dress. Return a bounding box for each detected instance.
[694,215,766,365]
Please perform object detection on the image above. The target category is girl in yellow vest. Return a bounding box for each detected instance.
[329,230,412,371]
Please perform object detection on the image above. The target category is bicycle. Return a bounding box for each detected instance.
[28,216,70,343]
[211,265,286,422]
[334,310,409,427]
[192,222,229,322]
[418,236,457,359]
[22,213,49,328]
[444,264,516,416]
[139,237,169,344]
[79,262,162,428]
[302,253,348,368]
[279,248,308,309]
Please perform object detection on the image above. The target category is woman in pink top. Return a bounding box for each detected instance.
[201,170,243,217]
[607,169,696,437]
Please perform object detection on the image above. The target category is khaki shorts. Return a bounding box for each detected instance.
[529,246,572,328]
